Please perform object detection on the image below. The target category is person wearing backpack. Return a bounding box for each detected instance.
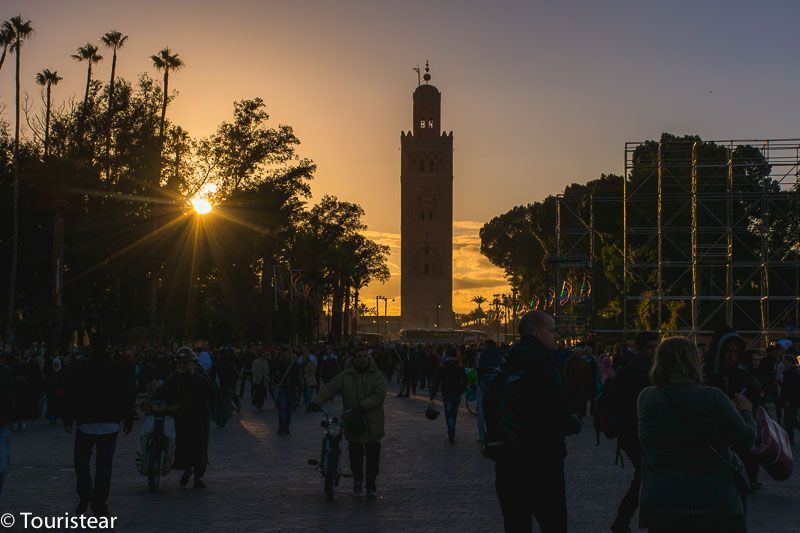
[608,331,659,533]
[490,311,581,533]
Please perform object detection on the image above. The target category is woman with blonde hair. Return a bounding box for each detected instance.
[637,336,755,533]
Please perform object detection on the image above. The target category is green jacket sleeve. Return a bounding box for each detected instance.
[312,373,344,406]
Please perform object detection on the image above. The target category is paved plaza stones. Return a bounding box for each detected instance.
[2,385,798,532]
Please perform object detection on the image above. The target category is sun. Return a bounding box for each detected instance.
[191,196,213,215]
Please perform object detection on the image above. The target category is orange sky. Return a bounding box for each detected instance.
[6,0,800,314]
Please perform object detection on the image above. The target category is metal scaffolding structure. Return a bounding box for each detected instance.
[623,138,800,347]
[547,194,595,342]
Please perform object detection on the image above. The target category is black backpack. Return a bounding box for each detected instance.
[481,365,526,461]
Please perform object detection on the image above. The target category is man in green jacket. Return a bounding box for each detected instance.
[310,347,386,497]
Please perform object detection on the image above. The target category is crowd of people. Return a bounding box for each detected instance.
[0,314,798,532]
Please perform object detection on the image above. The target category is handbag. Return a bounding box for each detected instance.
[751,406,794,481]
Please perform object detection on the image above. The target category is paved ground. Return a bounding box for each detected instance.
[2,384,798,532]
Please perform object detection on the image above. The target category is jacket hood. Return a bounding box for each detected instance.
[707,326,745,377]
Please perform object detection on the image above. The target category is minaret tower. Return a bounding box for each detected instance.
[400,61,454,330]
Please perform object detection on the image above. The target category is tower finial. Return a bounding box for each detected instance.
[423,60,431,83]
[413,65,421,86]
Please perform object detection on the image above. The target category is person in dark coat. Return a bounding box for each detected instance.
[494,311,582,533]
[63,333,136,516]
[271,349,302,434]
[211,350,239,429]
[476,340,504,443]
[609,331,659,533]
[152,348,212,488]
[398,347,419,397]
[563,349,593,420]
[429,347,468,444]
[12,351,43,429]
[638,336,754,533]
[705,327,763,486]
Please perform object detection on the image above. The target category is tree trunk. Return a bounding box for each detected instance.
[352,289,360,338]
[262,257,274,343]
[331,278,343,345]
[52,202,65,350]
[44,83,51,156]
[105,50,117,179]
[83,64,91,112]
[5,40,20,343]
[0,46,6,74]
[343,281,351,341]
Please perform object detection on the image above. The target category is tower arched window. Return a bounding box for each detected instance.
[428,120,434,128]
[424,246,429,255]
[428,211,433,221]
[420,120,426,128]
[420,211,425,221]
[424,263,429,275]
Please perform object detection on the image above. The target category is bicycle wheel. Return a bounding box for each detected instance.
[323,448,338,501]
[147,438,162,493]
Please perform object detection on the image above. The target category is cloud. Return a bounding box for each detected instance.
[453,220,485,231]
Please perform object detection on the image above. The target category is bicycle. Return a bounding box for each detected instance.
[308,407,352,501]
[136,399,177,493]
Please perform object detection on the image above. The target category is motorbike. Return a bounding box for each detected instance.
[308,407,352,501]
[136,399,178,493]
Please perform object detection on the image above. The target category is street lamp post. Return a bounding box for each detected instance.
[435,304,441,328]
[377,295,387,336]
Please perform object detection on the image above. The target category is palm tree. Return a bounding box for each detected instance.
[0,25,12,75]
[71,43,102,114]
[148,48,183,329]
[4,15,33,343]
[34,69,62,156]
[471,294,487,324]
[150,48,184,160]
[101,30,127,179]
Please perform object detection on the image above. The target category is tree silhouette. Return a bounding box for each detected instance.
[471,294,487,324]
[71,42,103,116]
[150,48,184,176]
[0,24,12,75]
[34,68,62,156]
[101,30,127,179]
[3,14,33,342]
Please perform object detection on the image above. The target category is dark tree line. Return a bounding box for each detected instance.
[0,17,389,349]
[480,132,800,337]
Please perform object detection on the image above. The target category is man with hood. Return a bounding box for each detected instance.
[706,326,763,487]
[706,327,762,405]
[310,346,386,498]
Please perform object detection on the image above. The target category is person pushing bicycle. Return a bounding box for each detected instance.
[309,347,386,498]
